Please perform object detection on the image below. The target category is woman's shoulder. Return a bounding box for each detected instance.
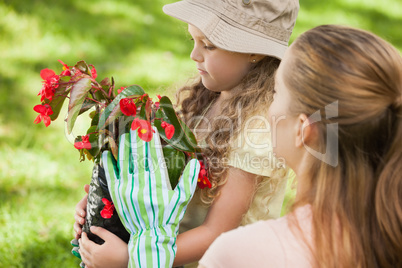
[199,205,313,267]
[232,205,312,246]
[199,220,287,267]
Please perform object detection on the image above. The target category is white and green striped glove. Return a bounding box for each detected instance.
[101,127,200,268]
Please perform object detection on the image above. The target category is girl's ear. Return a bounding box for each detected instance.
[249,54,266,63]
[295,114,316,148]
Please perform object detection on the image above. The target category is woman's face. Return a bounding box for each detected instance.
[188,24,253,93]
[268,47,299,169]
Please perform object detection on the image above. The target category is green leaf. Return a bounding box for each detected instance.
[108,136,118,161]
[67,78,92,134]
[86,125,100,160]
[118,116,134,134]
[79,99,96,115]
[83,149,94,161]
[86,125,98,138]
[102,103,124,129]
[162,145,186,189]
[156,96,199,153]
[46,85,70,121]
[90,111,100,126]
[59,76,71,82]
[144,98,152,121]
[100,77,111,88]
[75,61,91,76]
[138,101,147,120]
[97,85,145,130]
[78,148,85,162]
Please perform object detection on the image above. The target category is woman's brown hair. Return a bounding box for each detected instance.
[286,25,402,267]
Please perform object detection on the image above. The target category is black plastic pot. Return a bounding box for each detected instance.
[82,163,130,245]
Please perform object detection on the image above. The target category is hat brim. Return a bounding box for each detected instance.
[163,1,287,60]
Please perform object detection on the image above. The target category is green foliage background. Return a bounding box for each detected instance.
[0,0,400,267]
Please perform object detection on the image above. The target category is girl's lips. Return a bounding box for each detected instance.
[198,68,207,75]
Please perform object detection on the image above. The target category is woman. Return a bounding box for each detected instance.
[199,24,402,268]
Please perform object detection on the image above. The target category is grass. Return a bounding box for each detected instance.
[0,0,401,267]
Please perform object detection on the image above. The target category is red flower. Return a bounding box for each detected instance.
[74,135,92,150]
[165,125,175,139]
[197,160,211,189]
[161,121,175,140]
[33,104,54,127]
[61,69,71,76]
[38,68,60,102]
[118,86,127,94]
[120,98,137,116]
[73,69,82,78]
[91,66,97,79]
[58,59,71,76]
[100,198,115,219]
[154,95,162,109]
[139,93,148,101]
[131,118,154,142]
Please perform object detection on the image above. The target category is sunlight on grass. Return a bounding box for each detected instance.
[294,0,402,50]
[117,49,196,91]
[345,0,402,18]
[0,145,90,267]
[75,0,148,22]
[0,146,91,187]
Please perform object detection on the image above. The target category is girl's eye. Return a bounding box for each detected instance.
[189,37,216,50]
[204,45,216,50]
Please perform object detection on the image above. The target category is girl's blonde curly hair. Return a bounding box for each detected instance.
[176,56,286,222]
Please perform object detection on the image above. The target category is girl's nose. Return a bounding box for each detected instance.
[190,47,202,62]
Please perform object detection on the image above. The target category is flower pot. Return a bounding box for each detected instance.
[82,163,130,244]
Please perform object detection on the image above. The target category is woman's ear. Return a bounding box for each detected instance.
[295,114,316,148]
[249,54,266,63]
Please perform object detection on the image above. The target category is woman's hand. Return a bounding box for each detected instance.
[79,226,129,268]
[74,184,90,240]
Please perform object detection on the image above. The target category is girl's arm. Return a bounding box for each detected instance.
[173,167,258,266]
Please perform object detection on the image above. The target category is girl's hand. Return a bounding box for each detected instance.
[79,226,129,268]
[74,184,90,240]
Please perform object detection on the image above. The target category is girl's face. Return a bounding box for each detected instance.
[188,24,252,93]
[268,48,298,169]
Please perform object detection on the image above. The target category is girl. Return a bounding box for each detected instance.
[199,25,402,267]
[75,0,299,267]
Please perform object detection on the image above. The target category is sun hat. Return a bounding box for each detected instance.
[163,0,299,60]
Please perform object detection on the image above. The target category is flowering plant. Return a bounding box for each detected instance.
[34,60,200,164]
[33,60,210,249]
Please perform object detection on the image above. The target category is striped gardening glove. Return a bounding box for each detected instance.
[102,127,200,268]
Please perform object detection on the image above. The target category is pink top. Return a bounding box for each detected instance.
[199,205,313,267]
